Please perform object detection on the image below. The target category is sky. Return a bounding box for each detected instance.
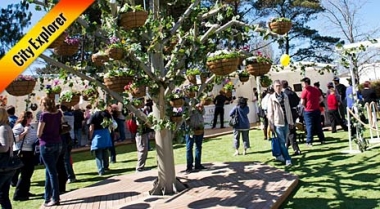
[1,0,380,75]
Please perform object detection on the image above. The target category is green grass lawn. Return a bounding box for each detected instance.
[10,128,380,209]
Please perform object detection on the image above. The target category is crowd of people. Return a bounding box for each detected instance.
[1,76,379,208]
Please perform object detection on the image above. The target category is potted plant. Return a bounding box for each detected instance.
[245,52,272,77]
[238,70,250,83]
[82,88,99,101]
[124,78,149,98]
[104,68,134,93]
[206,50,241,76]
[184,84,198,98]
[185,68,201,84]
[48,31,68,48]
[168,88,185,108]
[201,95,214,106]
[118,5,148,30]
[91,51,109,66]
[59,90,81,107]
[45,83,62,100]
[54,36,80,56]
[131,98,144,109]
[223,80,234,98]
[106,36,125,60]
[171,107,183,123]
[260,75,272,87]
[269,17,292,35]
[6,75,37,96]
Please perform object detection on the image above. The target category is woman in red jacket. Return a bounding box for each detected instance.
[327,88,348,133]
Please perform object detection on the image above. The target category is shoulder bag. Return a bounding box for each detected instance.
[229,107,239,127]
[0,134,24,172]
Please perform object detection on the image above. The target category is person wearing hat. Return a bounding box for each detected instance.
[333,77,347,120]
[300,77,326,146]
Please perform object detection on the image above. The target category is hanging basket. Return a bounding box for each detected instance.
[6,80,36,97]
[119,11,148,30]
[224,90,232,98]
[170,98,184,108]
[48,32,67,49]
[187,75,197,84]
[60,94,80,108]
[246,62,271,77]
[54,43,79,56]
[104,76,134,93]
[239,75,250,83]
[200,73,208,84]
[131,86,146,98]
[82,90,99,101]
[201,98,213,106]
[193,129,204,135]
[106,47,124,60]
[186,91,196,98]
[206,57,239,76]
[269,21,292,35]
[170,115,183,123]
[164,39,178,54]
[91,54,109,66]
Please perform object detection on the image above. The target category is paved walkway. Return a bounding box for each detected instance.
[40,124,299,209]
[40,162,298,209]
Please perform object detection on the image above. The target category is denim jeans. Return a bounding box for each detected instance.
[233,129,250,149]
[303,110,325,144]
[94,149,109,175]
[0,170,15,209]
[116,118,126,141]
[74,129,83,146]
[40,142,62,203]
[63,144,76,180]
[186,134,203,170]
[275,124,291,161]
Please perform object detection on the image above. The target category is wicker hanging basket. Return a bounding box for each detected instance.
[119,11,148,30]
[106,47,124,60]
[48,32,67,49]
[170,98,184,108]
[91,54,109,66]
[206,57,240,76]
[239,75,250,83]
[60,94,80,108]
[54,42,79,56]
[82,90,99,101]
[131,86,146,98]
[224,90,232,98]
[186,91,196,98]
[104,76,134,93]
[246,62,271,77]
[6,80,36,97]
[201,98,213,106]
[269,21,292,35]
[187,75,197,84]
[171,115,183,123]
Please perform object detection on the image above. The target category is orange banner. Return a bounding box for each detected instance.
[0,0,95,92]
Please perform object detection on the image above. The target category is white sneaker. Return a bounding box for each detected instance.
[275,155,285,162]
[286,160,292,166]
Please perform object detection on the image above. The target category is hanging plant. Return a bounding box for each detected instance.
[118,5,148,31]
[6,75,37,97]
[106,36,125,60]
[207,50,240,76]
[59,90,81,107]
[104,68,134,93]
[238,70,250,83]
[91,51,109,66]
[168,88,185,108]
[82,88,99,101]
[185,68,201,84]
[260,75,272,87]
[54,36,80,56]
[268,17,292,35]
[245,52,272,77]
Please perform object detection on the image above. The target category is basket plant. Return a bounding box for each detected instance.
[45,83,62,100]
[223,80,234,97]
[82,88,99,101]
[201,96,213,106]
[124,78,149,98]
[245,52,272,77]
[104,68,134,93]
[91,51,109,66]
[168,88,185,108]
[186,68,201,84]
[171,107,183,123]
[260,75,272,87]
[106,36,125,60]
[184,84,198,98]
[206,50,240,76]
[238,70,250,83]
[6,75,37,96]
[269,17,292,35]
[59,90,81,107]
[131,98,145,109]
[48,31,68,49]
[54,37,80,56]
[118,5,148,31]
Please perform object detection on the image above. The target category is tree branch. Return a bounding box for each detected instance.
[39,54,150,124]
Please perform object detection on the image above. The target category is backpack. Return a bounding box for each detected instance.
[126,117,138,134]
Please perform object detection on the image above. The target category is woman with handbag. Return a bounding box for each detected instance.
[37,97,63,207]
[229,97,250,156]
[267,80,293,166]
[12,111,37,201]
[0,107,17,209]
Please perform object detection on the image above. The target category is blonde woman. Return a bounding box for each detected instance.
[37,97,63,207]
[267,80,294,166]
[0,107,16,209]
